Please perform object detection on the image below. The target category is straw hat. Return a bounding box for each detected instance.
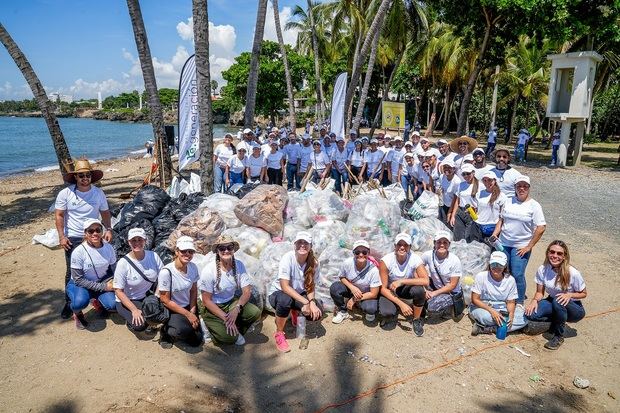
[449,136,478,153]
[211,234,240,253]
[64,159,104,184]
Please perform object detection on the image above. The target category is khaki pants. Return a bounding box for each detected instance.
[200,299,261,345]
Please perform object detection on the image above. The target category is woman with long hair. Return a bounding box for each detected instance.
[268,232,322,352]
[213,133,236,192]
[474,171,507,240]
[225,144,249,188]
[525,241,587,350]
[450,164,480,241]
[348,140,365,183]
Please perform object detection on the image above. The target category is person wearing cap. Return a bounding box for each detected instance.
[266,140,286,185]
[490,148,521,197]
[268,232,323,352]
[331,137,350,196]
[438,160,461,226]
[474,171,507,239]
[345,130,358,156]
[469,251,527,335]
[378,233,429,336]
[67,218,117,330]
[225,143,250,188]
[410,131,422,154]
[449,163,480,241]
[436,138,456,167]
[321,134,336,159]
[282,133,302,190]
[471,148,493,180]
[298,134,314,179]
[399,152,418,201]
[450,135,477,176]
[524,240,587,350]
[419,137,440,159]
[330,240,381,324]
[386,136,405,185]
[238,128,255,154]
[113,228,163,335]
[199,235,262,346]
[514,128,530,163]
[213,134,237,192]
[421,231,464,319]
[491,175,546,305]
[550,130,561,166]
[55,159,112,320]
[319,126,328,141]
[310,140,332,184]
[348,139,366,183]
[359,138,385,183]
[157,236,202,348]
[486,127,498,158]
[246,143,267,183]
[418,153,439,194]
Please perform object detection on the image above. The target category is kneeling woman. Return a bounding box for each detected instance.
[68,218,117,330]
[268,232,323,352]
[158,236,202,348]
[330,240,381,324]
[469,251,527,336]
[113,228,163,334]
[525,241,587,350]
[378,233,429,336]
[199,235,261,346]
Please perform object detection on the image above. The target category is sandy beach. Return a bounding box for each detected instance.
[0,152,619,412]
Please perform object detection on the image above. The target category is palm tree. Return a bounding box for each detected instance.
[0,23,73,174]
[126,0,172,186]
[351,28,380,133]
[192,0,214,194]
[244,0,268,128]
[272,0,296,129]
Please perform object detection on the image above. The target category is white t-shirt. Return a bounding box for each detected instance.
[55,185,110,238]
[499,197,546,248]
[421,251,462,292]
[453,154,467,176]
[440,175,461,207]
[158,262,200,308]
[364,150,384,175]
[331,147,349,171]
[534,264,586,299]
[299,144,314,172]
[474,165,494,181]
[476,190,507,225]
[418,164,439,185]
[310,151,331,171]
[491,166,521,197]
[113,251,163,301]
[261,143,272,158]
[487,131,497,144]
[381,252,424,284]
[266,151,284,169]
[247,154,266,177]
[269,250,320,294]
[321,144,336,159]
[198,259,251,304]
[349,149,366,168]
[214,144,235,168]
[71,242,117,281]
[227,155,248,174]
[339,258,382,293]
[472,271,518,302]
[438,151,457,165]
[401,162,417,179]
[237,140,253,154]
[388,149,405,176]
[457,181,477,208]
[282,143,302,164]
[517,133,529,145]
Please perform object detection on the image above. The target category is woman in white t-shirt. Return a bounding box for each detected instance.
[525,240,587,350]
[474,171,507,238]
[266,141,286,185]
[378,233,429,336]
[268,232,323,353]
[469,251,527,335]
[113,228,163,334]
[310,140,332,184]
[348,140,365,183]
[225,144,249,188]
[330,240,382,324]
[68,218,117,330]
[213,133,236,192]
[491,175,546,304]
[450,163,479,241]
[199,235,261,346]
[247,144,267,182]
[360,139,385,182]
[399,153,418,202]
[438,160,461,226]
[157,236,202,349]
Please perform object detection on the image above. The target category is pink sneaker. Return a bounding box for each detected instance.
[73,312,89,330]
[274,331,291,353]
[290,310,298,327]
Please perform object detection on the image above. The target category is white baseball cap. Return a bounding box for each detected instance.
[463,154,474,162]
[127,228,146,240]
[294,231,312,244]
[370,138,379,144]
[441,159,456,169]
[482,171,496,180]
[243,128,252,134]
[404,142,413,147]
[489,251,508,267]
[176,235,196,251]
[437,139,448,146]
[515,175,531,185]
[461,164,475,174]
[352,240,370,250]
[412,131,421,136]
[236,143,247,151]
[473,148,485,156]
[83,218,103,232]
[394,232,412,245]
[433,230,452,242]
[420,137,429,143]
[393,136,403,142]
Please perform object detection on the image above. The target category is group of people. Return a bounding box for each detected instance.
[55,140,587,352]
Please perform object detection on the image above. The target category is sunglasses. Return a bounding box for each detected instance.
[353,249,369,256]
[313,143,321,146]
[77,173,91,179]
[462,172,472,176]
[490,262,504,269]
[86,227,102,234]
[179,249,195,255]
[548,249,565,256]
[458,142,469,146]
[496,155,509,159]
[217,244,235,252]
[396,242,410,248]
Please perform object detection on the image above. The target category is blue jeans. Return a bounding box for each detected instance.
[214,166,226,193]
[514,144,525,162]
[551,145,559,164]
[229,171,245,187]
[485,142,496,158]
[66,280,116,313]
[469,302,527,332]
[286,163,300,190]
[331,168,349,194]
[503,246,531,304]
[401,175,416,199]
[526,296,585,337]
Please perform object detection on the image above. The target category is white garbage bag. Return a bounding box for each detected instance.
[315,242,350,314]
[32,228,59,248]
[201,193,242,228]
[408,190,439,220]
[310,220,347,256]
[222,225,272,258]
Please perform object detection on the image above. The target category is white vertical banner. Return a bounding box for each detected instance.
[330,72,347,139]
[178,54,199,170]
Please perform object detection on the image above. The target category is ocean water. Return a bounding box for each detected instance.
[0,116,237,176]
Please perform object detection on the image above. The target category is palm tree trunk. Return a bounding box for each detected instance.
[127,0,172,187]
[442,85,452,135]
[507,95,520,144]
[0,23,72,174]
[272,0,296,130]
[244,0,268,128]
[192,0,214,194]
[307,0,324,122]
[347,31,363,129]
[352,28,380,133]
[369,52,403,137]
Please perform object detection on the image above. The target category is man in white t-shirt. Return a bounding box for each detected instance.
[472,148,493,180]
[438,160,461,226]
[386,136,405,184]
[514,128,530,163]
[490,148,521,197]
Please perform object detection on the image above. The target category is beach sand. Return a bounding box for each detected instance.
[0,154,619,412]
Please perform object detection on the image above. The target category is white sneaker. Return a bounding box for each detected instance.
[365,314,376,322]
[235,334,246,346]
[332,311,351,324]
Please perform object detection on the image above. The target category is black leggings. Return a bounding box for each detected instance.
[269,290,324,319]
[164,305,202,346]
[267,168,283,185]
[116,298,148,332]
[378,285,426,317]
[329,281,378,314]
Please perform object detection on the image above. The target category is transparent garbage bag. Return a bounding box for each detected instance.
[258,242,295,313]
[315,243,350,314]
[200,193,241,228]
[222,225,273,258]
[408,217,452,252]
[310,220,347,256]
[167,206,225,254]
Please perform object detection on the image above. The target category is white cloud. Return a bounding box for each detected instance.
[264,1,299,46]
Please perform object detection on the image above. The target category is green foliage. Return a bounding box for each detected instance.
[158,88,178,109]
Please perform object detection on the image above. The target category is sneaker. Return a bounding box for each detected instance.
[365,313,376,322]
[235,334,246,346]
[332,311,351,324]
[544,335,564,350]
[516,303,525,312]
[73,312,89,330]
[274,331,291,353]
[471,324,496,336]
[412,318,424,337]
[523,320,551,336]
[290,310,298,327]
[60,302,72,320]
[471,323,482,336]
[159,326,173,349]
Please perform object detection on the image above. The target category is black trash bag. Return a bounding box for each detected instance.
[109,203,125,218]
[227,182,260,199]
[112,219,156,259]
[152,192,205,243]
[133,185,170,217]
[153,243,174,265]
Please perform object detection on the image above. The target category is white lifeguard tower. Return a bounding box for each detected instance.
[546,51,602,166]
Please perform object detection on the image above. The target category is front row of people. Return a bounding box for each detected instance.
[68,219,586,352]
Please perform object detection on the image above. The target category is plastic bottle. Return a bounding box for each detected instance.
[464,204,478,221]
[488,235,505,252]
[296,314,306,339]
[495,317,508,340]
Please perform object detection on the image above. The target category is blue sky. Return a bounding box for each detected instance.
[0,0,302,101]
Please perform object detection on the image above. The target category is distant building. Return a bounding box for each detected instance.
[49,93,73,104]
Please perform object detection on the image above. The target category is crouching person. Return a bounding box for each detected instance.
[330,240,381,324]
[378,233,429,336]
[199,235,261,346]
[469,251,527,336]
